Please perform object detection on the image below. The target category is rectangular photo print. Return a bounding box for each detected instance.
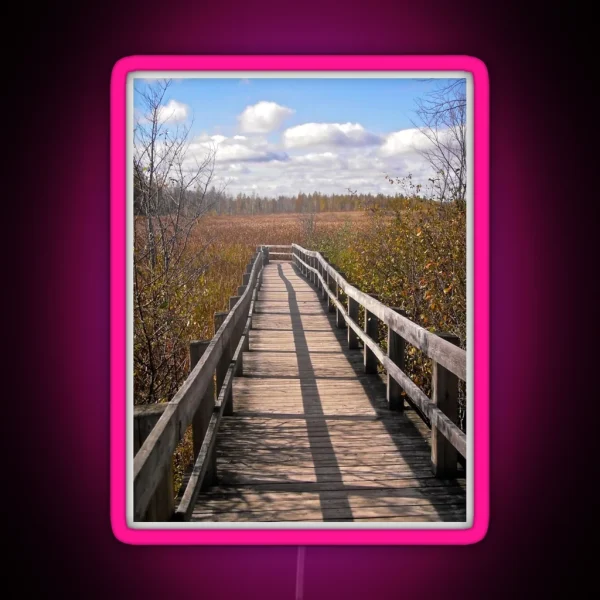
[111,56,489,545]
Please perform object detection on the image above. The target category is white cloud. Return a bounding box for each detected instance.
[180,129,442,199]
[379,127,460,157]
[379,128,431,156]
[291,152,339,165]
[283,122,381,149]
[189,133,288,164]
[157,99,189,123]
[238,101,295,133]
[210,134,227,144]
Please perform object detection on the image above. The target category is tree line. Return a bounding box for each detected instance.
[134,180,420,217]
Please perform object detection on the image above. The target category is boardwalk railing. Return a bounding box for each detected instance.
[289,243,467,477]
[133,247,267,521]
[134,242,467,522]
[260,244,293,262]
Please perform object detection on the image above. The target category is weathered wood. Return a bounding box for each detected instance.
[342,308,466,457]
[290,252,466,455]
[243,318,251,352]
[189,262,466,523]
[243,273,250,286]
[348,296,359,349]
[364,294,379,374]
[174,362,237,521]
[133,404,168,454]
[291,244,466,381]
[335,272,347,328]
[134,252,262,520]
[189,340,216,485]
[297,265,466,456]
[387,308,407,412]
[215,310,234,416]
[133,404,174,521]
[233,330,245,376]
[328,274,336,314]
[432,334,460,478]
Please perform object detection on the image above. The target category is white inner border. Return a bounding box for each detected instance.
[126,70,474,530]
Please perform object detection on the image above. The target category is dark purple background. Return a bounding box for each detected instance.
[9,0,587,597]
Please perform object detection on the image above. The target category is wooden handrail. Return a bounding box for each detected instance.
[135,242,467,522]
[133,249,265,520]
[291,244,467,460]
[291,244,466,381]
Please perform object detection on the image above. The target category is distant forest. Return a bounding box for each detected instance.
[133,176,407,216]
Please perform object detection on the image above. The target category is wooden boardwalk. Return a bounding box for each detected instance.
[190,261,466,522]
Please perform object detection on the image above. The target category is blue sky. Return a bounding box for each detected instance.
[134,77,465,197]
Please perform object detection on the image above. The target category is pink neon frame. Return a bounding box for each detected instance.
[110,55,489,545]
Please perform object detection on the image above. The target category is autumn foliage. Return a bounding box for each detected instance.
[134,202,466,492]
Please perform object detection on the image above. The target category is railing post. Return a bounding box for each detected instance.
[133,404,174,521]
[242,272,250,286]
[431,333,460,478]
[189,340,217,487]
[263,246,270,265]
[348,295,359,349]
[327,274,336,313]
[243,316,251,353]
[316,256,322,291]
[321,254,329,302]
[364,294,380,374]
[335,272,346,328]
[387,308,407,411]
[214,310,233,416]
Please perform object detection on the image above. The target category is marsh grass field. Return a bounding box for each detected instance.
[134,202,466,494]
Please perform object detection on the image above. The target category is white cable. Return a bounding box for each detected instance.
[295,546,307,600]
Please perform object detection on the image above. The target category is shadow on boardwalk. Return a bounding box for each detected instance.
[190,261,466,522]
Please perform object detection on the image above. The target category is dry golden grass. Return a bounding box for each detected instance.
[135,207,466,495]
[139,212,363,493]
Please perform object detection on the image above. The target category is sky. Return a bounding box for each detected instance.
[133,77,465,198]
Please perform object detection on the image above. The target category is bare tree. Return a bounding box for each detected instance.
[412,80,466,202]
[133,79,217,404]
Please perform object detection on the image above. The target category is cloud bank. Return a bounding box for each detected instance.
[148,97,455,197]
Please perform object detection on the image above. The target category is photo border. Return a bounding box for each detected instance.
[110,55,489,545]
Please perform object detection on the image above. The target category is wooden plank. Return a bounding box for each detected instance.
[133,254,263,520]
[188,340,216,485]
[387,308,407,411]
[191,504,466,522]
[292,245,466,380]
[203,477,465,494]
[133,403,174,521]
[432,334,460,477]
[187,260,466,523]
[364,296,379,374]
[173,362,236,521]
